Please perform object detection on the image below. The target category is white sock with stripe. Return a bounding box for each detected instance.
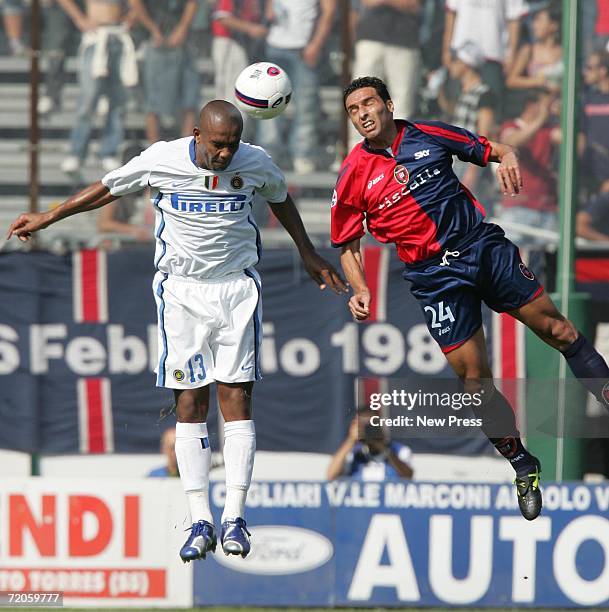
[222,419,256,523]
[175,422,213,524]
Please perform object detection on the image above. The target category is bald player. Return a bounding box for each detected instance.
[8,100,347,563]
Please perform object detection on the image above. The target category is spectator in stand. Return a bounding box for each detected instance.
[506,4,562,95]
[440,40,496,193]
[211,0,267,141]
[442,0,528,117]
[2,0,25,55]
[97,144,153,244]
[59,0,141,174]
[593,0,609,52]
[148,427,179,477]
[327,410,414,481]
[498,89,559,246]
[38,1,82,116]
[581,50,609,197]
[584,48,604,93]
[577,181,609,243]
[134,0,199,144]
[257,0,336,174]
[350,0,421,144]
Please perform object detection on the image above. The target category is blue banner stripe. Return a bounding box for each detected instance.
[170,193,247,201]
[247,212,262,264]
[153,193,166,269]
[155,273,169,387]
[244,269,262,380]
[189,138,198,168]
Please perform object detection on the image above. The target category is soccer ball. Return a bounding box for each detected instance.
[234,62,292,120]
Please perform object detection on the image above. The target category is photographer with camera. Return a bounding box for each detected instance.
[326,410,414,481]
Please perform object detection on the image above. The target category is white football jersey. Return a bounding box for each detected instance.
[101,137,288,280]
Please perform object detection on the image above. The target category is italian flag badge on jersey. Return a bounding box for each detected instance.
[204,175,219,190]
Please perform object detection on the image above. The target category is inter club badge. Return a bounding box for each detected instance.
[394,164,409,185]
[231,174,244,190]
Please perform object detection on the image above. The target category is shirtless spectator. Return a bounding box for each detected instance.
[59,0,141,174]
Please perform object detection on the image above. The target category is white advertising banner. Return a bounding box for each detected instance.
[0,478,192,608]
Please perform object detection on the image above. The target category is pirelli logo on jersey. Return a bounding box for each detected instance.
[169,193,247,214]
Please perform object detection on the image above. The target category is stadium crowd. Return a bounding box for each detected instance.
[1,0,609,242]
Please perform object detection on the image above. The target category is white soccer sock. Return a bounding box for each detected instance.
[175,422,213,524]
[222,419,256,523]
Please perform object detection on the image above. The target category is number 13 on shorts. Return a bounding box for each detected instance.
[187,353,206,383]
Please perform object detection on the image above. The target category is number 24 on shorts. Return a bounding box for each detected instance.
[424,301,456,329]
[188,354,206,383]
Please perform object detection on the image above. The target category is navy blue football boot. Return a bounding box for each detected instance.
[221,517,251,558]
[179,520,217,562]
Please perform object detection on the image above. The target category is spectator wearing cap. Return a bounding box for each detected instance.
[440,40,496,192]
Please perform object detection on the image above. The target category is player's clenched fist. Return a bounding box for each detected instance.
[6,212,52,242]
[349,290,371,321]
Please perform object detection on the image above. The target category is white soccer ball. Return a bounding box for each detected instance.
[234,62,292,120]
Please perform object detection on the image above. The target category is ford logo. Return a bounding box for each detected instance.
[213,525,333,575]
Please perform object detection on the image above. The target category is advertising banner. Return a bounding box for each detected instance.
[196,480,609,609]
[0,478,192,608]
[3,478,608,608]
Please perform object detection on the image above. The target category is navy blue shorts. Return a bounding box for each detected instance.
[402,223,544,353]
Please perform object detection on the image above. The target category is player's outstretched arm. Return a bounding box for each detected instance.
[268,195,348,294]
[7,181,117,242]
[340,239,371,321]
[488,141,523,197]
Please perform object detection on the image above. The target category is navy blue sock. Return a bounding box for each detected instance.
[562,333,609,404]
[472,388,539,476]
[492,436,539,477]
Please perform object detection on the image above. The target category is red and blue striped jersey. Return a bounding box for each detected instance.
[331,120,492,264]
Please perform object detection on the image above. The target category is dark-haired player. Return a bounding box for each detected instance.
[332,76,609,520]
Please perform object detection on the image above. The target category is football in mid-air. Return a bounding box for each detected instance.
[234,62,292,120]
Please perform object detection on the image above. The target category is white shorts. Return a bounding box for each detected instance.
[152,269,262,389]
